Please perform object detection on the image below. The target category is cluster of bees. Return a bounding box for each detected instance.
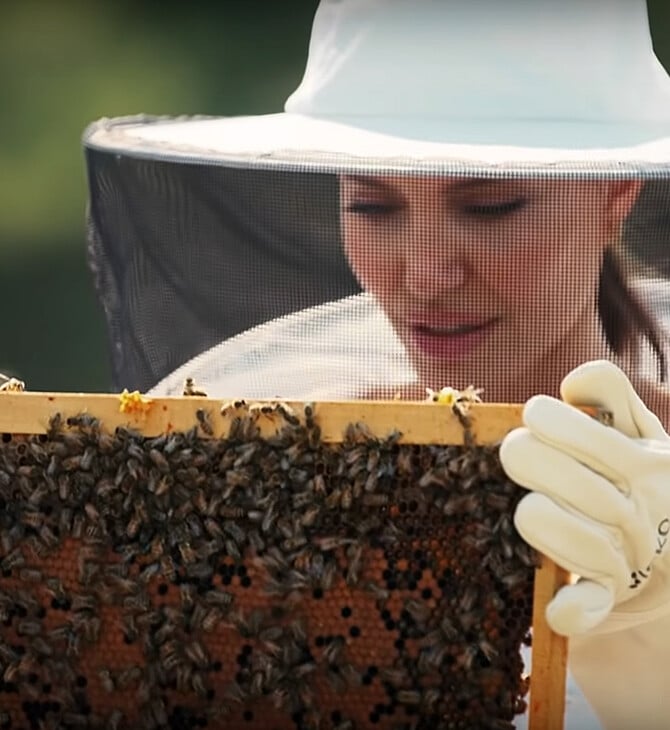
[0,401,537,729]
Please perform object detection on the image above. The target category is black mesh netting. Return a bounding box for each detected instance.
[84,118,670,418]
[84,142,360,392]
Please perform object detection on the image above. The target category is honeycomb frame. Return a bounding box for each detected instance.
[0,392,568,730]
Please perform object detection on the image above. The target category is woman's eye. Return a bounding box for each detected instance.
[462,198,526,217]
[345,202,400,216]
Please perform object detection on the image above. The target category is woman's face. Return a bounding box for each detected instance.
[339,174,641,397]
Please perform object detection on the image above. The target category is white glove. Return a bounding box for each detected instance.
[499,360,670,637]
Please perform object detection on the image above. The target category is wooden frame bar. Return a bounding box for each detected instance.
[0,391,568,729]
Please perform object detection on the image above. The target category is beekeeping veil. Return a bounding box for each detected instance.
[84,0,670,406]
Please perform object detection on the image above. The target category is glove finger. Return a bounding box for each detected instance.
[522,395,643,491]
[545,580,615,636]
[514,492,628,592]
[500,428,632,526]
[560,359,668,441]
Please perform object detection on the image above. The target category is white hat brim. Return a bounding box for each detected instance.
[85,113,670,176]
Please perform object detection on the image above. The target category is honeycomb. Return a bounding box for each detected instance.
[0,406,536,729]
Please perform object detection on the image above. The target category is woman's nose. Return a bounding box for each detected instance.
[403,239,470,300]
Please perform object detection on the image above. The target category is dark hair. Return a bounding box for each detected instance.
[599,248,667,381]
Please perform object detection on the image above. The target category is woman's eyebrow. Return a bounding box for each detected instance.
[344,175,395,193]
[345,176,513,191]
[452,179,508,192]
[343,176,523,200]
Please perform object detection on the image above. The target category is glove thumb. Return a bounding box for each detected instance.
[545,580,615,636]
[560,360,667,441]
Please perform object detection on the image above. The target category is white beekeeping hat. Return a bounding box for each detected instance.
[87,0,670,171]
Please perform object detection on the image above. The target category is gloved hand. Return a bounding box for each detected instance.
[499,360,670,637]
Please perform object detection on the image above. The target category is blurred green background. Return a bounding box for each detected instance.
[2,0,670,392]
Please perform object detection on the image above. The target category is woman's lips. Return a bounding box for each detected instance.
[408,317,498,359]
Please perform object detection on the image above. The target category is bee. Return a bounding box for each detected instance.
[184,639,210,669]
[148,447,170,473]
[159,640,181,672]
[29,636,53,658]
[191,557,219,584]
[149,698,169,727]
[126,457,143,481]
[196,408,214,436]
[98,668,116,693]
[379,667,409,686]
[196,539,222,561]
[222,519,245,544]
[71,593,97,612]
[304,402,315,428]
[151,615,177,646]
[426,384,483,409]
[179,581,196,609]
[250,669,267,696]
[83,502,100,522]
[299,505,320,528]
[313,536,354,552]
[106,710,124,730]
[247,528,266,554]
[204,589,234,609]
[224,539,242,561]
[201,607,226,633]
[159,555,177,583]
[183,377,208,397]
[397,689,422,705]
[221,399,247,416]
[231,607,265,639]
[276,402,300,426]
[515,541,540,568]
[77,614,102,643]
[199,517,223,541]
[404,598,432,627]
[191,671,208,697]
[1,547,25,571]
[0,374,25,392]
[439,615,460,640]
[178,541,197,565]
[185,512,205,540]
[362,493,389,508]
[122,593,150,613]
[20,510,44,530]
[311,472,327,496]
[442,492,480,517]
[172,663,193,693]
[322,635,345,666]
[218,505,245,520]
[478,638,498,662]
[16,620,41,637]
[107,574,139,596]
[233,441,261,469]
[65,413,100,428]
[225,680,248,704]
[365,581,390,605]
[500,568,531,591]
[345,543,364,586]
[96,430,118,453]
[325,487,346,510]
[187,486,207,514]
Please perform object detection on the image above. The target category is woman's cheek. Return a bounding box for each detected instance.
[490,241,562,313]
[344,233,401,296]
